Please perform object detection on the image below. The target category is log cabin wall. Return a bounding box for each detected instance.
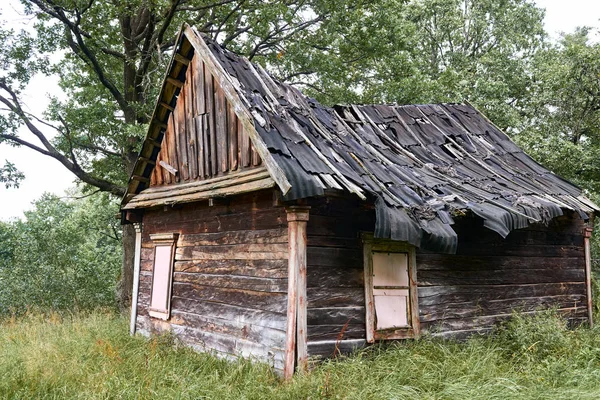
[305,197,588,356]
[305,196,375,360]
[150,51,261,187]
[417,213,589,339]
[136,189,288,371]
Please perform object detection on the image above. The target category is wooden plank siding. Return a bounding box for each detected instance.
[417,213,589,338]
[136,189,288,371]
[305,196,375,359]
[304,196,589,357]
[150,52,262,187]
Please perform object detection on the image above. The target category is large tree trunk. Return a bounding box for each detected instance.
[116,12,147,312]
[117,223,136,312]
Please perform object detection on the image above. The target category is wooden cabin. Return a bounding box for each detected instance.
[121,25,598,378]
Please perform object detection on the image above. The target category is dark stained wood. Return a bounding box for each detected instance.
[228,103,239,171]
[195,116,205,178]
[176,87,190,181]
[171,296,286,330]
[170,310,286,349]
[173,272,288,293]
[137,188,288,371]
[166,114,179,184]
[240,119,250,167]
[215,87,228,172]
[177,228,287,246]
[307,266,363,288]
[185,63,199,180]
[202,114,211,177]
[194,57,206,114]
[307,324,365,341]
[172,283,286,313]
[416,217,588,337]
[307,339,365,359]
[420,294,587,323]
[418,283,586,306]
[204,64,217,176]
[417,268,585,286]
[307,307,366,325]
[174,259,287,278]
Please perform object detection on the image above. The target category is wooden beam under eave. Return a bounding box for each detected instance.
[131,175,150,183]
[145,137,162,148]
[174,53,191,66]
[166,77,184,88]
[139,157,156,166]
[154,119,168,130]
[159,101,174,111]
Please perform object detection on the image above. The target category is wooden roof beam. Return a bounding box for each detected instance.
[166,77,184,88]
[174,53,191,66]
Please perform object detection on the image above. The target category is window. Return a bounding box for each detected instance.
[149,233,178,320]
[363,235,419,342]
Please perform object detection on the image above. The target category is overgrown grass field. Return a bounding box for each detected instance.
[2,310,600,399]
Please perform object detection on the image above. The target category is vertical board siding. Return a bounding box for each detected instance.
[136,189,288,371]
[150,52,262,187]
[417,214,589,338]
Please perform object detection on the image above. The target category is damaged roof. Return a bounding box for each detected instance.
[123,26,599,254]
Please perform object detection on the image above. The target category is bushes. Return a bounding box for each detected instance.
[0,192,122,315]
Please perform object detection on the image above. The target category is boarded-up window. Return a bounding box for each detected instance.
[149,233,178,320]
[372,252,410,329]
[363,236,419,342]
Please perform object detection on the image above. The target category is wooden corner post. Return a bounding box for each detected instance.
[584,226,594,328]
[284,206,310,380]
[129,222,143,335]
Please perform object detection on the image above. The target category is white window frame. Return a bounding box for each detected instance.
[148,233,178,320]
[363,234,420,342]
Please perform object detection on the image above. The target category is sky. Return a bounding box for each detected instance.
[0,0,599,221]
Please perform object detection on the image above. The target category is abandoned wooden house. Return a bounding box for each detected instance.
[121,25,598,377]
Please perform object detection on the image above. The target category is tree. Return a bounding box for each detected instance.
[277,0,546,130]
[0,191,122,315]
[0,0,551,309]
[0,0,339,308]
[514,28,600,193]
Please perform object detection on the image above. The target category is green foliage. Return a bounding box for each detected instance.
[272,0,545,130]
[0,160,24,188]
[0,192,122,315]
[514,28,600,193]
[3,310,600,399]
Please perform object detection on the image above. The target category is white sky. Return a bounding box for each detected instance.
[0,0,599,220]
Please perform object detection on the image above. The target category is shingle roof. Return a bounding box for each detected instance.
[204,36,597,253]
[122,26,598,254]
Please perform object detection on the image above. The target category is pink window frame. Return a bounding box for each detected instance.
[148,233,179,320]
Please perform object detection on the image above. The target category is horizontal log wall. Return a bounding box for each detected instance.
[417,213,589,338]
[150,51,261,187]
[137,189,288,371]
[305,196,375,359]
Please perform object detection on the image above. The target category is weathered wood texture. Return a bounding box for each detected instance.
[305,196,375,359]
[136,189,288,370]
[417,214,589,337]
[150,52,262,187]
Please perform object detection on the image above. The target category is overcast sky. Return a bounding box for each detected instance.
[0,0,599,220]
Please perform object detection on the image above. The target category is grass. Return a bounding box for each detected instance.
[2,310,600,399]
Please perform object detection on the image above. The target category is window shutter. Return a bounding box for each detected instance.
[372,252,410,329]
[148,233,178,320]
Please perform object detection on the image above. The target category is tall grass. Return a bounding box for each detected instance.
[2,310,600,399]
